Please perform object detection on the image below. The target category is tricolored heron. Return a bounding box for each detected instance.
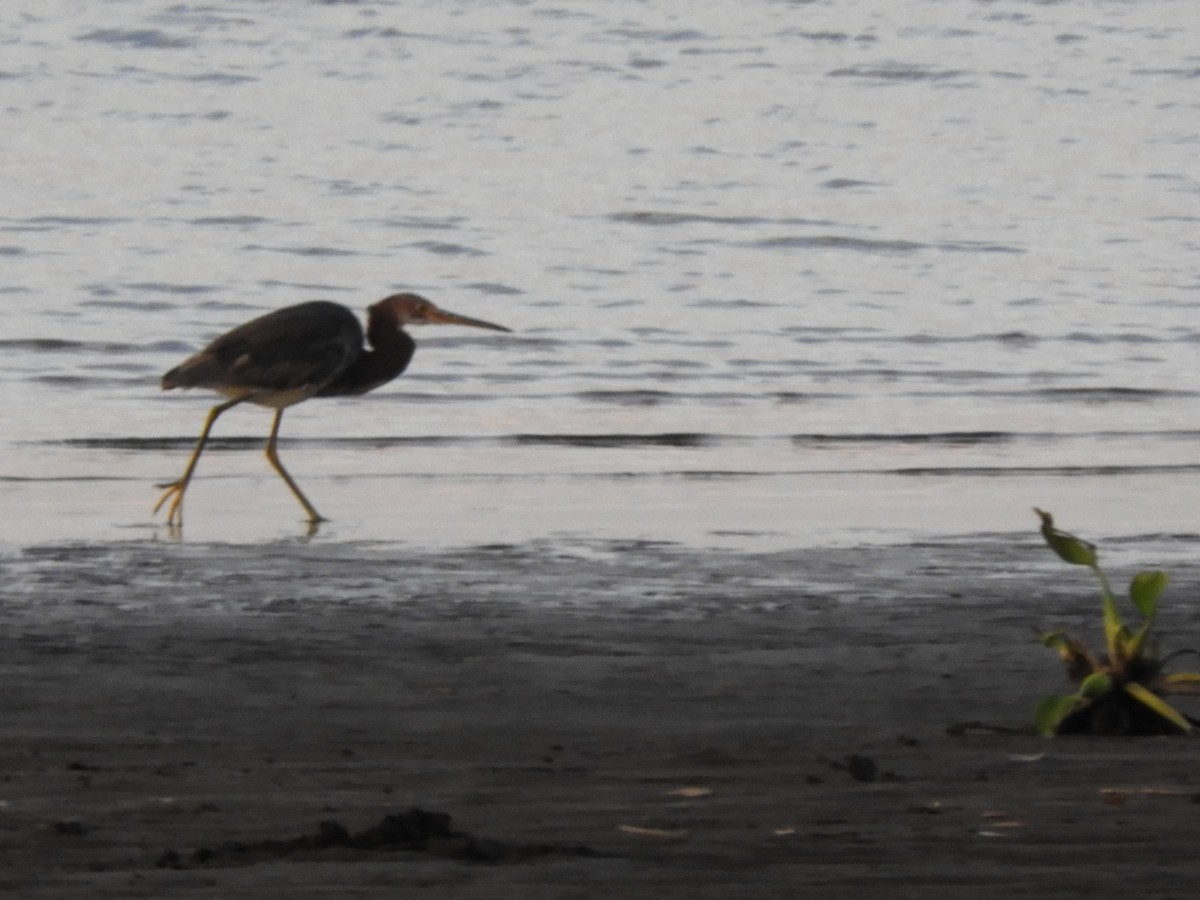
[154,292,511,529]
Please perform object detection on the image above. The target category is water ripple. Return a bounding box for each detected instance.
[75,29,191,49]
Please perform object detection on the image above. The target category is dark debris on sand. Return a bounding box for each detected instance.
[154,807,608,869]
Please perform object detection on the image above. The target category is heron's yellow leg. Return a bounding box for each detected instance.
[264,409,326,524]
[153,397,243,529]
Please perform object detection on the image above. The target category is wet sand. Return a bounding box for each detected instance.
[3,538,1200,897]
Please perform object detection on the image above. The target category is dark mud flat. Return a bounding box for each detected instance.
[3,537,1200,898]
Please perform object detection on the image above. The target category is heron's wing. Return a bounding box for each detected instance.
[165,301,363,396]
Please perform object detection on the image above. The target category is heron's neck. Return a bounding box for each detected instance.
[319,324,415,397]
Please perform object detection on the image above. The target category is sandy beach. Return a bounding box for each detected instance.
[4,537,1200,898]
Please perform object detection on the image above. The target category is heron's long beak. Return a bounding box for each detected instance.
[425,306,512,333]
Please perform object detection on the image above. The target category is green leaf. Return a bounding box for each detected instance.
[1102,594,1126,665]
[1079,672,1113,699]
[1040,631,1099,673]
[1034,508,1098,567]
[1158,672,1200,694]
[1122,682,1193,733]
[1034,693,1080,737]
[1160,672,1200,684]
[1130,571,1168,619]
[1040,631,1074,652]
[1123,621,1154,663]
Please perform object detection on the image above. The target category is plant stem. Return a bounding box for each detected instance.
[1090,563,1116,604]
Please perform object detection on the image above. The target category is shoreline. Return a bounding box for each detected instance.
[4,538,1200,896]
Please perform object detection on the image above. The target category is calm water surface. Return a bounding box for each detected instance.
[2,1,1198,550]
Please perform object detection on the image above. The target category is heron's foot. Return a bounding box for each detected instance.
[152,480,186,529]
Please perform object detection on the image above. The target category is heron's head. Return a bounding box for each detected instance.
[373,293,511,332]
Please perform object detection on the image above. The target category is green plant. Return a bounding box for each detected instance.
[1033,508,1200,736]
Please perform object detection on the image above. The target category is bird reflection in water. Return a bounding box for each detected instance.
[154,293,511,533]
